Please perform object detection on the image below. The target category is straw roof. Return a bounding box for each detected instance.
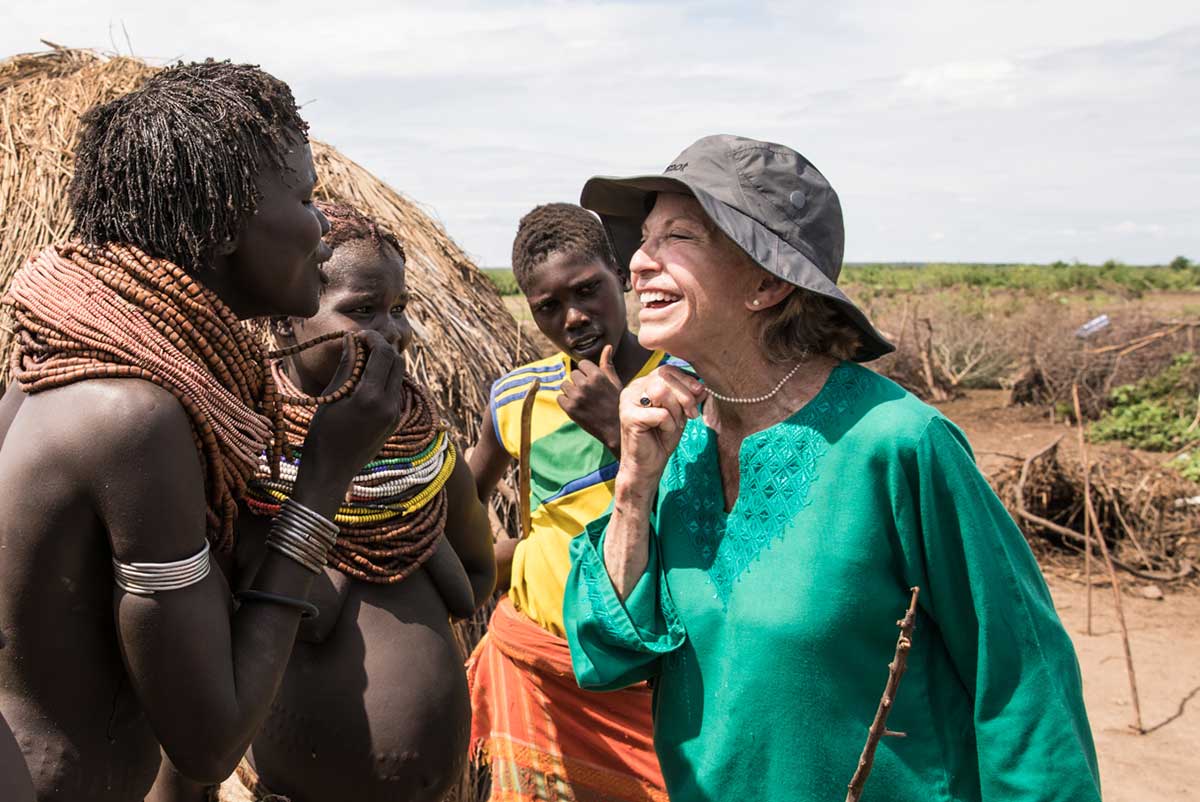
[0,45,537,455]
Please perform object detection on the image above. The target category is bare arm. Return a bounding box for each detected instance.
[467,405,512,503]
[0,711,34,802]
[98,333,405,783]
[602,481,656,599]
[441,446,497,610]
[604,367,706,599]
[467,407,519,592]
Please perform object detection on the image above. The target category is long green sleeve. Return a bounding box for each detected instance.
[913,417,1101,800]
[564,511,685,691]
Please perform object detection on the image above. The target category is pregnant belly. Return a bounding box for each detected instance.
[251,573,472,802]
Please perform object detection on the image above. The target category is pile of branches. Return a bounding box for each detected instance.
[992,439,1198,584]
[1009,318,1198,418]
[871,299,1020,402]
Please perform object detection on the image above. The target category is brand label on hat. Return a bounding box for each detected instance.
[664,162,688,173]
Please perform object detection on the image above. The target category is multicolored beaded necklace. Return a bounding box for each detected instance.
[244,362,455,584]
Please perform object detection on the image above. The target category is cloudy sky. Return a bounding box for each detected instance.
[4,1,1197,266]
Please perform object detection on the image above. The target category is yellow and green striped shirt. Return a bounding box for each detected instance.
[492,349,686,636]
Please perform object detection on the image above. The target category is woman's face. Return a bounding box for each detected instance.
[631,193,756,360]
[222,133,333,318]
[282,240,412,394]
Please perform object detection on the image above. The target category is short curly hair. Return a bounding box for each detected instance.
[316,200,405,261]
[511,203,623,291]
[68,60,309,274]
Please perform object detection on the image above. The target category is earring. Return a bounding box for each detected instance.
[752,299,760,307]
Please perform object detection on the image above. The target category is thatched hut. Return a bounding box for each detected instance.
[0,44,537,456]
[0,46,530,799]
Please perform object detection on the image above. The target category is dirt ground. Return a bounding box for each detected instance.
[940,390,1200,802]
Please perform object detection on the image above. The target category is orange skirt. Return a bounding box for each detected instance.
[466,596,667,802]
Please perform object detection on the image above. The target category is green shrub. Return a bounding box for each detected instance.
[1090,354,1199,454]
[482,268,520,296]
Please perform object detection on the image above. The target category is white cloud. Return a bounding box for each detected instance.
[900,60,1016,104]
[1113,221,1168,236]
[2,1,1197,265]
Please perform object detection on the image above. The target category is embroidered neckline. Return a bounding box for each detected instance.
[661,362,869,606]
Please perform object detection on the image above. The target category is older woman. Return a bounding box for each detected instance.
[563,135,1101,802]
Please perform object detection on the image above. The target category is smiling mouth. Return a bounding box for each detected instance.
[639,290,680,310]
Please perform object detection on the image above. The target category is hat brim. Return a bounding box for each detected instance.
[581,174,894,363]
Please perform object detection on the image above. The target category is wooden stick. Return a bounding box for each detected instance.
[1072,386,1144,733]
[845,587,920,802]
[517,377,540,540]
[1072,385,1093,635]
[1095,465,1155,570]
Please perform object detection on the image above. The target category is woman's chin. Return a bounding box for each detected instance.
[635,320,682,355]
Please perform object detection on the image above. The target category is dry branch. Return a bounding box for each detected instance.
[1003,439,1196,583]
[845,587,920,802]
[1073,385,1094,635]
[1073,388,1144,733]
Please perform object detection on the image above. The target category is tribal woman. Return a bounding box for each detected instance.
[232,202,495,802]
[0,62,406,802]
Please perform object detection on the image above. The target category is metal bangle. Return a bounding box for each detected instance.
[234,590,319,619]
[113,541,211,596]
[280,498,338,538]
[267,537,325,574]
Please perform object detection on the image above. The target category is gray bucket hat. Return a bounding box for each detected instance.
[580,134,893,362]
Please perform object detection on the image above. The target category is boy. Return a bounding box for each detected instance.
[467,203,672,802]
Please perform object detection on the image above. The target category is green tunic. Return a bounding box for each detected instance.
[564,362,1100,802]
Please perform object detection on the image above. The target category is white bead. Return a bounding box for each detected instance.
[706,350,810,404]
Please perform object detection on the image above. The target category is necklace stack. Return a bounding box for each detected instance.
[245,362,455,584]
[5,242,296,550]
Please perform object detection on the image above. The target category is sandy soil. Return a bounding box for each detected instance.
[940,389,1200,802]
[1046,574,1200,801]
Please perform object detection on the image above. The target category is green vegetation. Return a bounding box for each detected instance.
[1090,354,1200,480]
[482,267,520,296]
[844,260,1200,295]
[481,260,1200,297]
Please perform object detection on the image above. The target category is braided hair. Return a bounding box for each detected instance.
[68,60,309,275]
[511,203,624,291]
[316,201,405,260]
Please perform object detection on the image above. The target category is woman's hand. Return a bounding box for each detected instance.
[300,331,407,492]
[616,366,706,494]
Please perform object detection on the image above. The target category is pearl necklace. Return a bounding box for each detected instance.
[705,351,809,405]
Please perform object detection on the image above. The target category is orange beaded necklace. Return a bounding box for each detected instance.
[5,242,363,551]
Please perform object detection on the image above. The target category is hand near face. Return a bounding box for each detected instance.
[558,344,624,455]
[617,365,706,492]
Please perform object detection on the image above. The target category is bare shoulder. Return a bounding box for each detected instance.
[62,378,192,446]
[17,380,205,556]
